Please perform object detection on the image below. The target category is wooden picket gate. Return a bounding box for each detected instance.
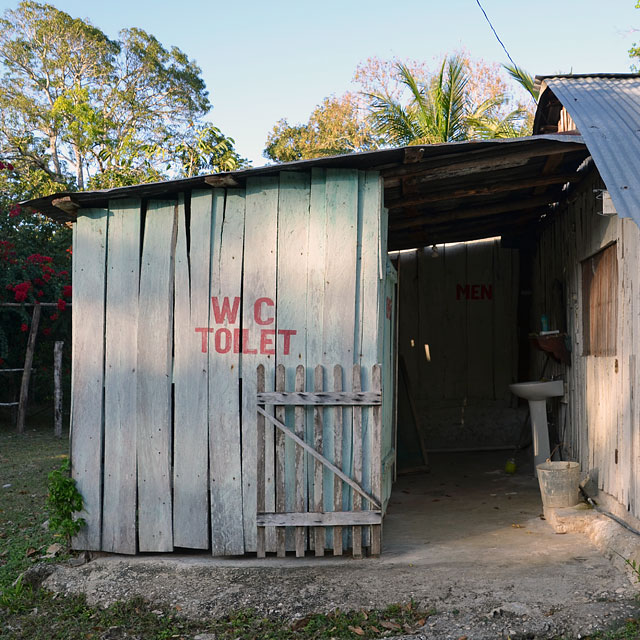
[256,363,382,558]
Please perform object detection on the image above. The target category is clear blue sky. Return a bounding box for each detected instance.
[1,0,638,165]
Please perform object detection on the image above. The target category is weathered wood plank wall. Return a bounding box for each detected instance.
[71,209,108,551]
[532,169,640,519]
[101,200,140,554]
[209,189,245,555]
[395,240,520,465]
[70,169,391,555]
[173,192,211,549]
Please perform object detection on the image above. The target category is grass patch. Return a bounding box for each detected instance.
[0,422,431,639]
[1,421,638,640]
[0,422,71,591]
[2,593,431,639]
[585,619,640,639]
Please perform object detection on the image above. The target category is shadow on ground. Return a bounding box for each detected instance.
[43,452,640,639]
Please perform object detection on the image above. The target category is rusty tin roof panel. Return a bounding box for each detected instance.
[539,75,640,224]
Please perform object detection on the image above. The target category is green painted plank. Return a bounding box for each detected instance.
[209,189,246,556]
[275,172,311,551]
[305,169,327,551]
[71,209,108,552]
[173,192,211,549]
[356,171,383,514]
[322,169,359,548]
[241,177,279,552]
[101,200,141,554]
[137,200,177,552]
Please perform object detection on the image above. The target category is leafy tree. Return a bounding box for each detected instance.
[264,93,379,162]
[168,123,249,177]
[265,53,534,162]
[631,1,640,70]
[0,1,243,191]
[502,63,539,103]
[367,55,530,146]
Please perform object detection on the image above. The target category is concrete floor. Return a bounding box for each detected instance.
[383,450,551,563]
[42,450,640,639]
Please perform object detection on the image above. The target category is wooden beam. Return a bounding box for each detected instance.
[389,192,564,232]
[256,405,381,510]
[257,511,382,527]
[389,210,548,250]
[385,155,530,189]
[51,196,80,216]
[386,173,580,210]
[204,175,241,188]
[403,147,424,164]
[0,302,71,307]
[257,391,381,405]
[380,140,585,180]
[533,153,565,196]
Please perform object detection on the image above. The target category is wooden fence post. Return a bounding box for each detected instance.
[54,341,63,438]
[256,364,266,558]
[17,304,41,434]
[313,364,325,556]
[275,364,286,557]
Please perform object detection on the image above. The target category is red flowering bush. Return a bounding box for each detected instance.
[0,188,72,408]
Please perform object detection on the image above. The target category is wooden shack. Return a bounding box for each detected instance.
[26,73,640,555]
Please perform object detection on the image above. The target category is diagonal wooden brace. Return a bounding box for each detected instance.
[256,405,381,510]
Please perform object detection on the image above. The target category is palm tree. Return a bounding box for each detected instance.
[466,96,531,139]
[367,55,529,145]
[502,63,539,103]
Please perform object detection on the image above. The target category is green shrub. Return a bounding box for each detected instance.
[46,459,85,545]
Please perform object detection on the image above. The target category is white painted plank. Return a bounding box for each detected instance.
[352,364,363,559]
[356,172,383,516]
[305,168,327,541]
[370,364,382,556]
[137,200,177,552]
[210,188,246,555]
[275,364,286,557]
[275,171,310,551]
[241,177,279,552]
[173,192,211,549]
[333,364,343,556]
[294,365,306,557]
[101,201,141,554]
[322,169,359,547]
[256,364,266,558]
[71,209,108,551]
[313,365,325,556]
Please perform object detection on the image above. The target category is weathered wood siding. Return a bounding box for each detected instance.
[70,169,390,555]
[396,241,520,464]
[532,169,640,518]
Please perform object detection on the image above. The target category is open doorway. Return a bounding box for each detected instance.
[394,239,527,473]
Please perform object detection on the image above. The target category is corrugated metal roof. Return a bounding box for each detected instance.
[537,75,640,224]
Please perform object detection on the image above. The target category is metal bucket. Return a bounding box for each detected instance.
[536,461,581,508]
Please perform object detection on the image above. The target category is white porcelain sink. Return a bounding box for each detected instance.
[509,380,564,476]
[509,380,564,401]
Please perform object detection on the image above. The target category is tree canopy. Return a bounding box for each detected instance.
[0,0,245,199]
[264,53,534,162]
[0,2,246,379]
[264,93,379,163]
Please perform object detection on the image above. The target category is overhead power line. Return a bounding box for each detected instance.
[475,0,518,70]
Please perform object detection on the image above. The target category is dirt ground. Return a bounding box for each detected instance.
[42,453,640,639]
